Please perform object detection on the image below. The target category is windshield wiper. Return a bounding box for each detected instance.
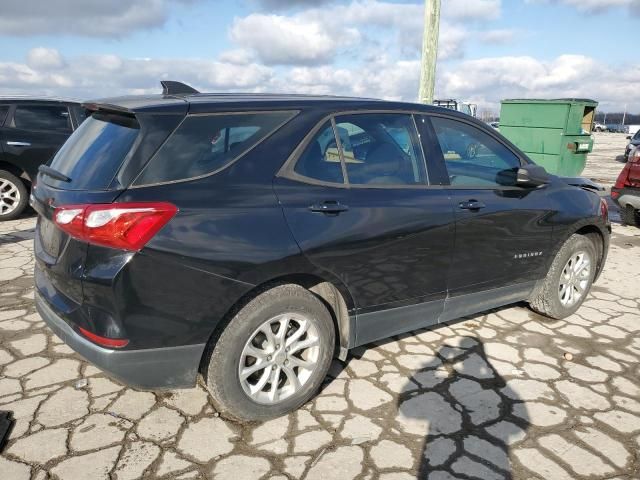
[38,165,71,183]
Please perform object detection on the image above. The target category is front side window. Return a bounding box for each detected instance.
[135,111,295,185]
[293,121,344,184]
[431,116,522,187]
[12,105,71,132]
[334,113,427,186]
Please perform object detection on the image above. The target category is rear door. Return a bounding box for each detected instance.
[275,112,455,346]
[424,114,553,314]
[0,103,73,181]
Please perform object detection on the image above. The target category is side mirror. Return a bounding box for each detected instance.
[627,135,632,140]
[516,164,549,187]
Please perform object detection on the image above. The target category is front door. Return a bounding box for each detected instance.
[426,115,553,312]
[275,113,455,346]
[0,104,73,181]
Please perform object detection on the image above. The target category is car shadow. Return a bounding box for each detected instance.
[397,336,530,478]
[0,228,35,246]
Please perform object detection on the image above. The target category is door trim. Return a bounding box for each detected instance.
[352,281,537,347]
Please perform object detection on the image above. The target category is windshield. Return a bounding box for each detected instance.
[46,113,140,190]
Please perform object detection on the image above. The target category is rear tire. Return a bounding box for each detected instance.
[204,284,335,422]
[529,234,597,319]
[0,170,28,221]
[621,205,639,227]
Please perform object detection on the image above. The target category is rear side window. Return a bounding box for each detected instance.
[334,113,427,186]
[46,113,140,190]
[12,105,71,132]
[134,111,296,185]
[0,105,9,126]
[293,122,344,184]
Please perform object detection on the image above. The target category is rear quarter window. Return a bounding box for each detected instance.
[133,111,296,185]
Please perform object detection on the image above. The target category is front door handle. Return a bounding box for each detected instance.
[459,199,486,211]
[309,201,349,215]
[6,141,31,147]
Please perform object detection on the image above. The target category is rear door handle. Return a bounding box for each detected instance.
[309,201,349,214]
[6,141,31,147]
[459,200,486,211]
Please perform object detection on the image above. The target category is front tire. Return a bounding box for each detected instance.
[529,234,597,319]
[204,284,335,422]
[621,205,639,227]
[0,170,28,221]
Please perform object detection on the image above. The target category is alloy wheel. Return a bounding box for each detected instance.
[558,250,591,308]
[0,178,21,216]
[238,313,320,405]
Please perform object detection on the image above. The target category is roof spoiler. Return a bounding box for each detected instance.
[161,80,199,95]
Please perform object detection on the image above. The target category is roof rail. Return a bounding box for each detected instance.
[161,81,200,95]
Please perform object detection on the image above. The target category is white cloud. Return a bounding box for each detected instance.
[27,47,66,70]
[527,0,639,14]
[0,48,273,98]
[228,1,498,66]
[442,0,502,20]
[1,48,636,111]
[230,13,360,65]
[437,54,639,111]
[0,0,192,37]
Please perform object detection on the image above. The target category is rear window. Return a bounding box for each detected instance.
[133,111,296,185]
[45,112,139,190]
[12,105,71,132]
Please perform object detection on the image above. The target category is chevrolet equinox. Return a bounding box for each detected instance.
[32,81,610,421]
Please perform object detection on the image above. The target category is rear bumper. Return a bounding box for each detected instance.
[36,292,206,389]
[612,187,640,210]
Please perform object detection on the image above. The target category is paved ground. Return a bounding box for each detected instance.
[1,133,639,480]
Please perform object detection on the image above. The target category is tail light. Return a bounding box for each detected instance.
[629,148,640,164]
[54,202,178,251]
[599,197,608,222]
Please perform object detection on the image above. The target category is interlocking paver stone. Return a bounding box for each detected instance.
[0,140,639,479]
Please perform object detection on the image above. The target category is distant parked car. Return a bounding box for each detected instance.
[612,145,640,226]
[592,122,607,132]
[607,124,629,134]
[624,130,640,161]
[488,121,500,130]
[0,98,86,220]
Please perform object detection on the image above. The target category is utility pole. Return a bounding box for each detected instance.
[622,104,627,126]
[418,0,441,104]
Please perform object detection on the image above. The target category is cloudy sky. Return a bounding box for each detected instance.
[1,0,638,112]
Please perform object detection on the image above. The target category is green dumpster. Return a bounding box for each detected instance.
[499,98,598,176]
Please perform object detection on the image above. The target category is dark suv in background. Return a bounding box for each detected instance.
[33,82,610,421]
[0,98,86,220]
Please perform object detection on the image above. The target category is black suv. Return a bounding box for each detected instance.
[0,98,86,220]
[33,82,610,421]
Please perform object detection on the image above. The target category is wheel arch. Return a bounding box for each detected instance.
[198,272,355,375]
[0,161,31,184]
[549,222,608,282]
[574,224,607,281]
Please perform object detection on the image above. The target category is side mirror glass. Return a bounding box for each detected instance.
[516,164,549,187]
